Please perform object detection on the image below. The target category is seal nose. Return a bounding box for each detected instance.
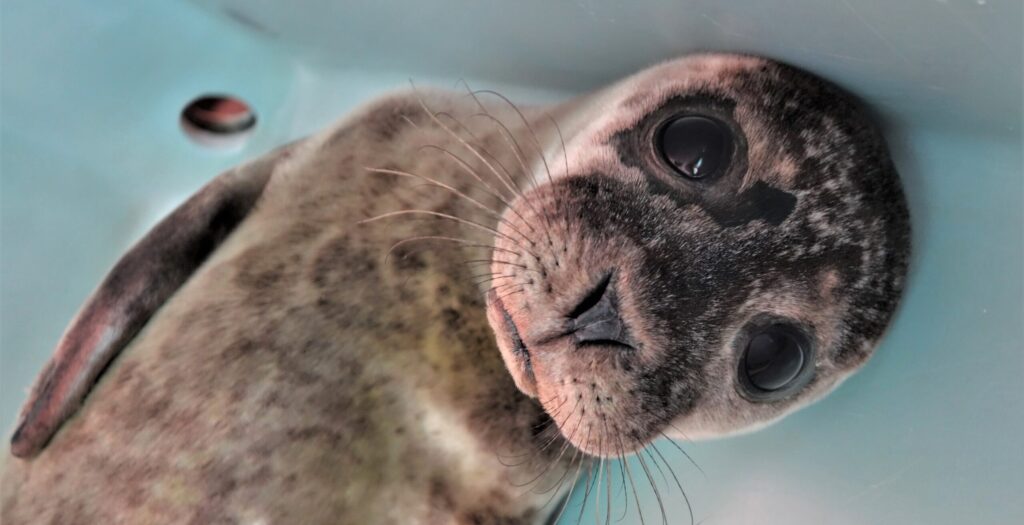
[567,274,631,347]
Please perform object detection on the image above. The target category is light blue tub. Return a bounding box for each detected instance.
[2,1,1021,523]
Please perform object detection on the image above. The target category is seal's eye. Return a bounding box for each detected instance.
[657,115,732,179]
[739,324,812,399]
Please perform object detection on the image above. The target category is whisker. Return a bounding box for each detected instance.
[634,448,668,525]
[598,418,621,525]
[467,269,504,279]
[592,457,604,525]
[650,442,695,525]
[663,422,695,444]
[591,434,606,525]
[550,446,588,525]
[527,415,570,453]
[471,275,515,286]
[417,144,513,202]
[600,418,629,523]
[466,110,562,256]
[415,142,545,244]
[642,447,670,488]
[497,401,571,465]
[459,85,564,265]
[496,396,568,465]
[615,433,645,525]
[487,281,526,295]
[543,395,570,421]
[575,448,597,525]
[496,420,563,467]
[364,165,540,266]
[457,78,484,108]
[457,82,541,193]
[400,114,421,129]
[539,400,588,470]
[434,111,526,198]
[658,429,706,478]
[616,450,629,523]
[473,89,556,187]
[364,167,536,241]
[462,259,545,278]
[532,414,585,512]
[409,86,527,201]
[358,210,537,256]
[604,450,613,525]
[495,288,525,302]
[546,111,571,182]
[475,279,528,295]
[365,166,500,215]
[409,144,534,232]
[456,84,574,290]
[532,448,574,508]
[383,242,497,278]
[468,112,541,192]
[515,398,584,489]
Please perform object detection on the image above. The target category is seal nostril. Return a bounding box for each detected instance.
[567,273,634,350]
[569,273,612,319]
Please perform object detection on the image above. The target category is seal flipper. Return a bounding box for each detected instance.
[9,143,295,458]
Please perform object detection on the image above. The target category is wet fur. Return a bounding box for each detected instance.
[1,54,909,524]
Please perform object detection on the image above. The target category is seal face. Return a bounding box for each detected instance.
[485,55,911,457]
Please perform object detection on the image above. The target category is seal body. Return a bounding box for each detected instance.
[1,91,575,524]
[2,54,910,525]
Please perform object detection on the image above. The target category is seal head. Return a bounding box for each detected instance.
[485,54,911,457]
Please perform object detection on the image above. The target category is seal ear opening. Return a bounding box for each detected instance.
[9,144,294,458]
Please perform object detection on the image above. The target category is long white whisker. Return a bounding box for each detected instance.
[358,210,537,256]
[414,143,544,246]
[364,167,536,239]
[465,110,566,259]
[468,112,541,192]
[473,89,556,187]
[409,85,525,201]
[434,110,526,197]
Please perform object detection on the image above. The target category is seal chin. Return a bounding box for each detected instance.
[485,290,538,397]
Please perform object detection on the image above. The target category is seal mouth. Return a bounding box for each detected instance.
[500,304,532,372]
[487,290,537,393]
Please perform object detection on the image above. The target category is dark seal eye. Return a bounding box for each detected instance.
[656,115,732,179]
[738,324,813,400]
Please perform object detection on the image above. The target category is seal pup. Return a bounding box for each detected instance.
[2,53,910,524]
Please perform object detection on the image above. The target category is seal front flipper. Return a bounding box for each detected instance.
[9,142,296,458]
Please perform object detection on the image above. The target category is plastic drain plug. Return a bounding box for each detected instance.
[180,94,256,151]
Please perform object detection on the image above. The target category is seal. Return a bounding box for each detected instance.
[1,54,910,525]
